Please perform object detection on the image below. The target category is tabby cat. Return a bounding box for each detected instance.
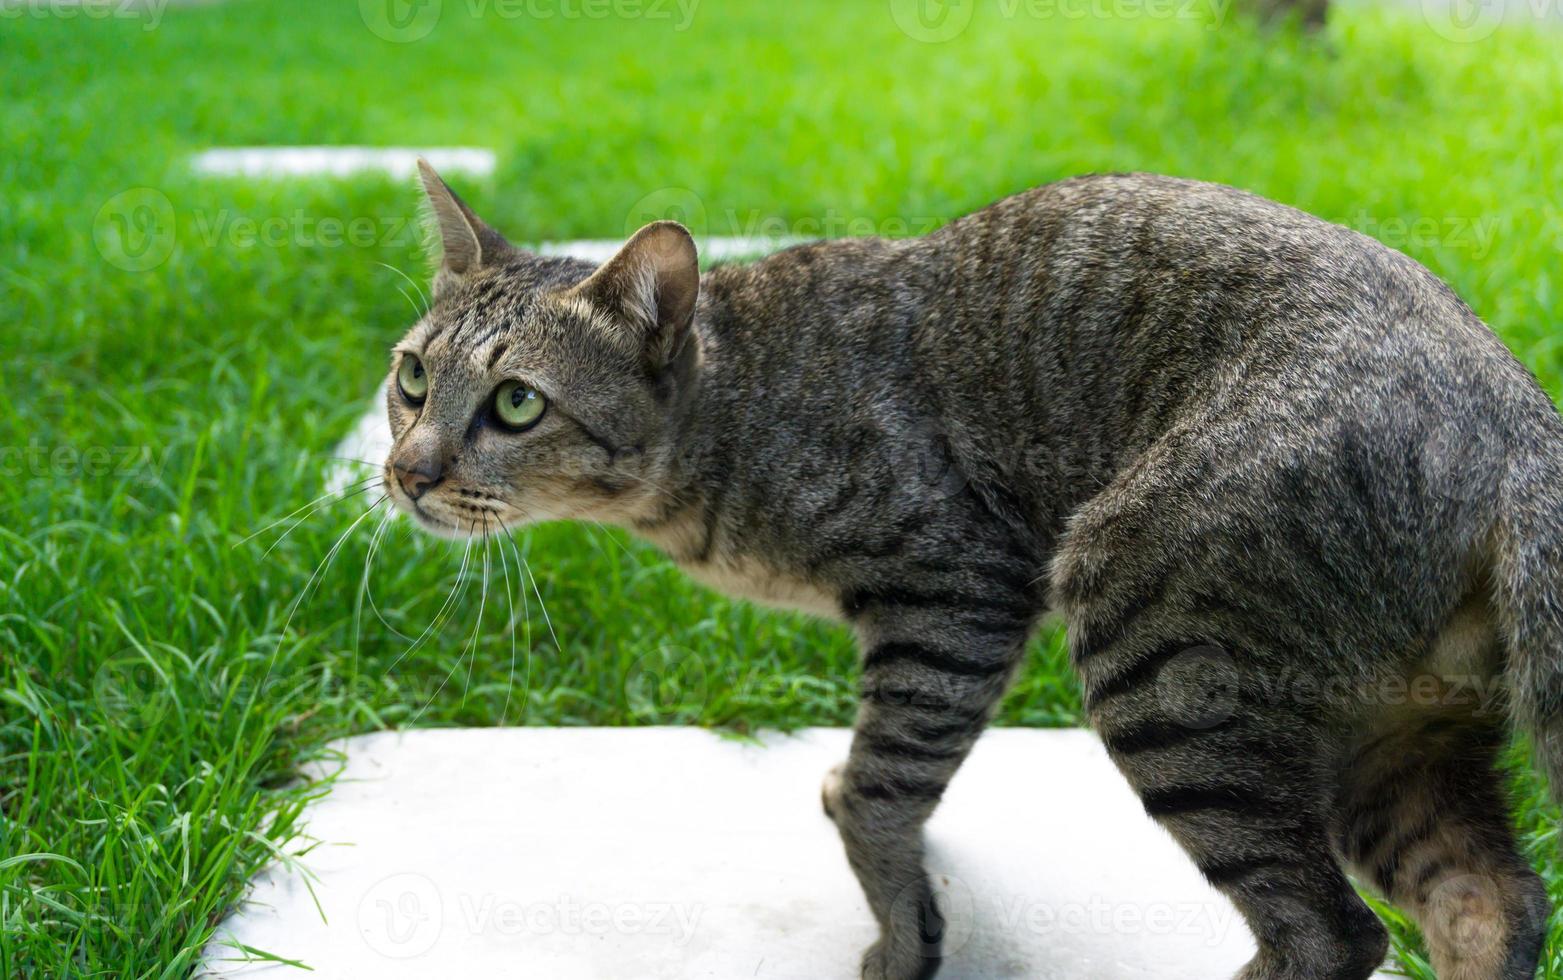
[382,161,1563,979]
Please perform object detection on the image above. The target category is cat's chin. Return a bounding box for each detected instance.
[407,511,467,539]
[391,499,478,540]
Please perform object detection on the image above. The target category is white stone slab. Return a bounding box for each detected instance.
[190,146,497,179]
[329,401,391,493]
[198,727,1393,979]
[537,236,803,264]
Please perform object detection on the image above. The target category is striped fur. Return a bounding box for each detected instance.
[386,166,1563,979]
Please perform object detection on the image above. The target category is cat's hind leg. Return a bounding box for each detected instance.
[1080,632,1389,979]
[1336,703,1549,979]
[1052,448,1390,979]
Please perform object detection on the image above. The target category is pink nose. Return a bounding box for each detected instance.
[392,455,443,500]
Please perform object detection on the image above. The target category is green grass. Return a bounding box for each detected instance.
[1,0,1561,975]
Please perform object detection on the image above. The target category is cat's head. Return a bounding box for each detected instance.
[382,162,700,538]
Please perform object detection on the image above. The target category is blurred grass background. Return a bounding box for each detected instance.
[1,0,1561,975]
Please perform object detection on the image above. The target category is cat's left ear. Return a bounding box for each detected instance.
[571,221,699,368]
[416,159,513,295]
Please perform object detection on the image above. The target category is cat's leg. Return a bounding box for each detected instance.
[1336,712,1548,980]
[824,585,1034,980]
[1051,461,1389,979]
[1080,635,1388,979]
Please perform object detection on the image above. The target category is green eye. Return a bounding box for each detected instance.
[397,354,428,402]
[494,380,546,431]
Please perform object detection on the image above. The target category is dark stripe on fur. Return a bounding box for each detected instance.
[1100,714,1235,756]
[905,712,988,743]
[1410,856,1448,902]
[1141,783,1290,820]
[1197,855,1302,888]
[1373,813,1442,893]
[808,510,936,565]
[863,641,1010,678]
[860,732,966,763]
[861,679,959,712]
[1070,569,1176,663]
[692,479,730,563]
[1082,640,1192,708]
[840,583,1031,622]
[853,776,947,803]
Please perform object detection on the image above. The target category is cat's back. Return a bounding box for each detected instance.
[928,171,1483,347]
[913,173,1549,459]
[692,174,1556,546]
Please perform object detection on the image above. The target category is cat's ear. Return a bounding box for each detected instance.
[416,159,512,294]
[571,221,699,367]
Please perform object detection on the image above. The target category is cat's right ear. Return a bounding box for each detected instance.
[569,221,700,370]
[416,159,512,296]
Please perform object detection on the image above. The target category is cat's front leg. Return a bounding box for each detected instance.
[825,587,1035,980]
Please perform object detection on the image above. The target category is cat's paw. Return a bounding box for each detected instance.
[859,938,941,980]
[821,762,845,821]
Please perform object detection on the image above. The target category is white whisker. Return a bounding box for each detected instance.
[510,527,564,660]
[408,517,491,726]
[363,506,413,642]
[383,531,474,675]
[377,260,431,318]
[502,524,536,723]
[233,476,380,549]
[464,519,493,699]
[621,471,689,508]
[354,506,409,659]
[494,516,522,727]
[591,520,644,570]
[257,495,386,695]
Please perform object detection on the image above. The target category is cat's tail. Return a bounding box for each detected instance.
[1492,432,1563,803]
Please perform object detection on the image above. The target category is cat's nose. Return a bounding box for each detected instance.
[392,454,443,501]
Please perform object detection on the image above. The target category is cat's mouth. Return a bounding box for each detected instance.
[404,499,458,534]
[389,484,520,540]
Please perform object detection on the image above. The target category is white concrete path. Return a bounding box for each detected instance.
[198,727,1399,979]
[190,146,497,179]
